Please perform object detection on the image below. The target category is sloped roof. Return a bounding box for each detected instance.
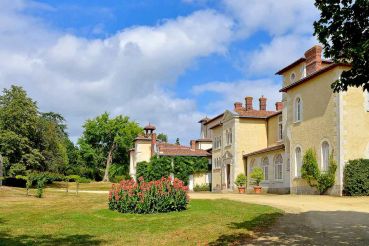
[243,144,285,158]
[279,63,351,92]
[157,143,210,157]
[235,108,277,118]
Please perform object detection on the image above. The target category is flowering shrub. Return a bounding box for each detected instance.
[108,176,189,214]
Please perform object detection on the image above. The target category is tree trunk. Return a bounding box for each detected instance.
[0,154,3,187]
[102,143,116,182]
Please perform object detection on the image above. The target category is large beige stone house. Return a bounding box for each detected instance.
[208,45,369,195]
[129,124,212,190]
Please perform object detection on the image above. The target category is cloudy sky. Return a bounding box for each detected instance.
[0,0,319,144]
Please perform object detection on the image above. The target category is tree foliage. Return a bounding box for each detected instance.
[314,0,369,92]
[301,148,337,194]
[136,155,209,185]
[0,86,69,176]
[157,133,168,143]
[78,112,142,182]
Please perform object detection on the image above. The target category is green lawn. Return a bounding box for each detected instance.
[0,187,282,245]
[47,181,114,191]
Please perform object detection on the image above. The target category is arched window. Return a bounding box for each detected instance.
[321,141,330,171]
[295,147,302,177]
[250,158,256,173]
[295,97,302,122]
[262,157,269,181]
[274,154,283,180]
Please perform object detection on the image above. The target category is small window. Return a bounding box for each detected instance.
[295,97,302,122]
[262,157,269,181]
[278,115,283,141]
[274,154,283,180]
[295,147,302,177]
[290,72,296,82]
[321,141,330,171]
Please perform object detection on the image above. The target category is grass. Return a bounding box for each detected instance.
[0,187,282,245]
[47,181,113,191]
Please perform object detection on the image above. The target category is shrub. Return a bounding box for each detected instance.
[344,159,369,196]
[234,173,247,187]
[250,167,264,186]
[193,183,211,192]
[77,177,92,183]
[109,176,189,214]
[301,148,337,194]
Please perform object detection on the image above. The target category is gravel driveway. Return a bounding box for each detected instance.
[190,193,369,245]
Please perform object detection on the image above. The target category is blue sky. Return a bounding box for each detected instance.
[0,0,319,144]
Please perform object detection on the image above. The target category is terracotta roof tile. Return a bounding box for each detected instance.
[157,143,210,157]
[235,109,277,118]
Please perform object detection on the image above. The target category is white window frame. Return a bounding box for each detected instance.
[277,115,283,141]
[321,141,330,171]
[295,146,302,177]
[294,96,303,123]
[262,157,269,181]
[274,154,283,180]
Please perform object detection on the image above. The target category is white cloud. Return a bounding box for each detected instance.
[192,79,282,113]
[0,2,234,144]
[244,35,317,76]
[223,0,319,38]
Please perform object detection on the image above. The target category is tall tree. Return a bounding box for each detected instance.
[78,113,142,182]
[0,86,70,175]
[157,133,168,143]
[175,138,180,145]
[314,0,369,92]
[0,154,3,186]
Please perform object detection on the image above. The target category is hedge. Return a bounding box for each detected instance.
[136,155,209,185]
[344,159,369,196]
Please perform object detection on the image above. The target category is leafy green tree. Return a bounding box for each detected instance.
[157,133,168,143]
[175,138,180,145]
[78,113,142,182]
[314,0,369,92]
[0,85,70,176]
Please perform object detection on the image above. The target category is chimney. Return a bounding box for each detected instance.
[151,133,156,157]
[259,96,267,111]
[245,97,253,111]
[234,102,242,111]
[275,102,283,111]
[190,140,196,150]
[304,45,323,76]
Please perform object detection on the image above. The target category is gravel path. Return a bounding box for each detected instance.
[191,193,369,245]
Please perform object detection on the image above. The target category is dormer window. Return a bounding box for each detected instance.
[290,72,296,82]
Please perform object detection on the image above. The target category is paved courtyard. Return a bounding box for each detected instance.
[191,193,369,245]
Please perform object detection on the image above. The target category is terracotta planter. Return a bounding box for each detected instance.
[237,187,246,194]
[254,186,262,194]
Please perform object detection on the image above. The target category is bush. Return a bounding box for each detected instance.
[344,159,369,196]
[234,173,247,187]
[250,167,264,186]
[109,176,189,214]
[301,148,337,194]
[193,183,211,192]
[77,177,92,183]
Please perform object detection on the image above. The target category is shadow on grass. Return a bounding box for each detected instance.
[0,232,104,246]
[209,211,369,246]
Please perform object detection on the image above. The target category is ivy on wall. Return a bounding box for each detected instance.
[136,155,209,185]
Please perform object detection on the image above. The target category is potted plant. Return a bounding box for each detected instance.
[250,167,264,194]
[234,173,247,193]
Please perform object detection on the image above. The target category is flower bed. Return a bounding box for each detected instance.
[108,177,189,214]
